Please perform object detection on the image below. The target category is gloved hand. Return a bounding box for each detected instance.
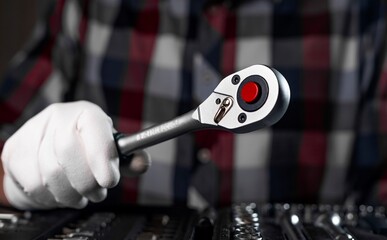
[1,101,120,210]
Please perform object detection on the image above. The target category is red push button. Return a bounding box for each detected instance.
[241,82,260,103]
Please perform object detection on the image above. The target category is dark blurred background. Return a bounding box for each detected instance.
[0,1,38,77]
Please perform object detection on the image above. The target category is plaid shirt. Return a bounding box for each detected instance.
[1,0,387,208]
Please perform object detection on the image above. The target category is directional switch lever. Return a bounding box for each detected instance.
[214,97,233,124]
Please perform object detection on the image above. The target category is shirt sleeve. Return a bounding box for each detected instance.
[349,3,387,204]
[375,33,387,204]
[0,0,85,147]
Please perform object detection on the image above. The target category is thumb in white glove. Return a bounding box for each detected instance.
[1,101,120,209]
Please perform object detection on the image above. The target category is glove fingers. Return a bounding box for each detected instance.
[39,129,88,209]
[54,123,107,203]
[76,108,120,188]
[2,120,57,208]
[3,101,118,210]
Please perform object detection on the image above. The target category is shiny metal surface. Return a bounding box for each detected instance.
[115,65,290,161]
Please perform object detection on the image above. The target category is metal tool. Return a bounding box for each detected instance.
[280,212,312,240]
[114,64,290,166]
[314,213,356,240]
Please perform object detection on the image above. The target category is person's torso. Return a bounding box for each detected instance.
[54,0,387,208]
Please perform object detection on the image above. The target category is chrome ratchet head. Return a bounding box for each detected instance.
[192,64,290,133]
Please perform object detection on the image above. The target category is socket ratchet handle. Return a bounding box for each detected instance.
[114,65,290,164]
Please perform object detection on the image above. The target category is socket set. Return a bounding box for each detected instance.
[214,203,387,240]
[2,203,387,239]
[0,205,198,240]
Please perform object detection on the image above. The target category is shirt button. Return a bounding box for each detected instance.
[197,148,212,163]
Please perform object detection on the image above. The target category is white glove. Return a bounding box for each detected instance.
[1,101,120,210]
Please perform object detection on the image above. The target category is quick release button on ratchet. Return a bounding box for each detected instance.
[241,81,260,103]
[237,75,269,112]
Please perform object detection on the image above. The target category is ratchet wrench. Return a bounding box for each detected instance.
[114,64,290,165]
